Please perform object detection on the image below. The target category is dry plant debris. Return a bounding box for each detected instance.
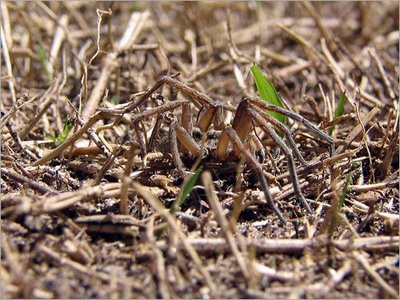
[1,2,399,299]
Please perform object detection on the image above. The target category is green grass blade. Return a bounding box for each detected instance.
[329,92,347,136]
[110,95,120,106]
[250,64,285,123]
[48,120,73,145]
[57,121,73,144]
[47,134,57,144]
[170,166,203,213]
[327,169,354,235]
[338,170,352,210]
[36,44,52,82]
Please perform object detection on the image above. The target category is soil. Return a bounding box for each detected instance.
[1,2,399,299]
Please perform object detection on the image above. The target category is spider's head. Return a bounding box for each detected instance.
[240,96,253,106]
[236,97,251,112]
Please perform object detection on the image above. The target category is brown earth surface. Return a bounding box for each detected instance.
[1,2,399,299]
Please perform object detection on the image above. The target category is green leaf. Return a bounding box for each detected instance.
[170,166,203,213]
[251,64,285,123]
[36,44,52,82]
[110,96,120,106]
[47,134,57,144]
[329,92,347,136]
[57,121,73,144]
[48,120,73,145]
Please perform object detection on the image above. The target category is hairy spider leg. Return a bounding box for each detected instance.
[223,127,286,225]
[247,97,335,156]
[216,98,312,215]
[129,76,228,135]
[169,120,203,176]
[131,100,189,158]
[126,76,217,114]
[248,109,313,214]
[147,114,164,152]
[249,104,308,166]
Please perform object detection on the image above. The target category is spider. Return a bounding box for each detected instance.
[124,76,335,225]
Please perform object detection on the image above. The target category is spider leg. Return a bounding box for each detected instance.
[131,100,189,159]
[174,121,201,156]
[147,114,164,152]
[216,128,230,160]
[198,106,218,132]
[213,106,226,130]
[170,121,185,176]
[129,76,229,133]
[170,120,202,177]
[131,99,201,176]
[250,104,308,166]
[126,76,217,114]
[133,122,147,160]
[216,100,261,160]
[131,100,188,124]
[248,97,335,156]
[180,102,193,154]
[224,100,254,157]
[181,102,193,136]
[249,132,265,161]
[248,109,313,214]
[223,127,286,225]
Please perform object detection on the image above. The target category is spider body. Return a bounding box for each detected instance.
[127,76,335,225]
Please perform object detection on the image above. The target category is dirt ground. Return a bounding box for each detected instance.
[1,2,399,299]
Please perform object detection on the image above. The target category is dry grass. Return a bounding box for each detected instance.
[1,2,399,299]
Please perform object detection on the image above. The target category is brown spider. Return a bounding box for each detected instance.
[124,76,335,225]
